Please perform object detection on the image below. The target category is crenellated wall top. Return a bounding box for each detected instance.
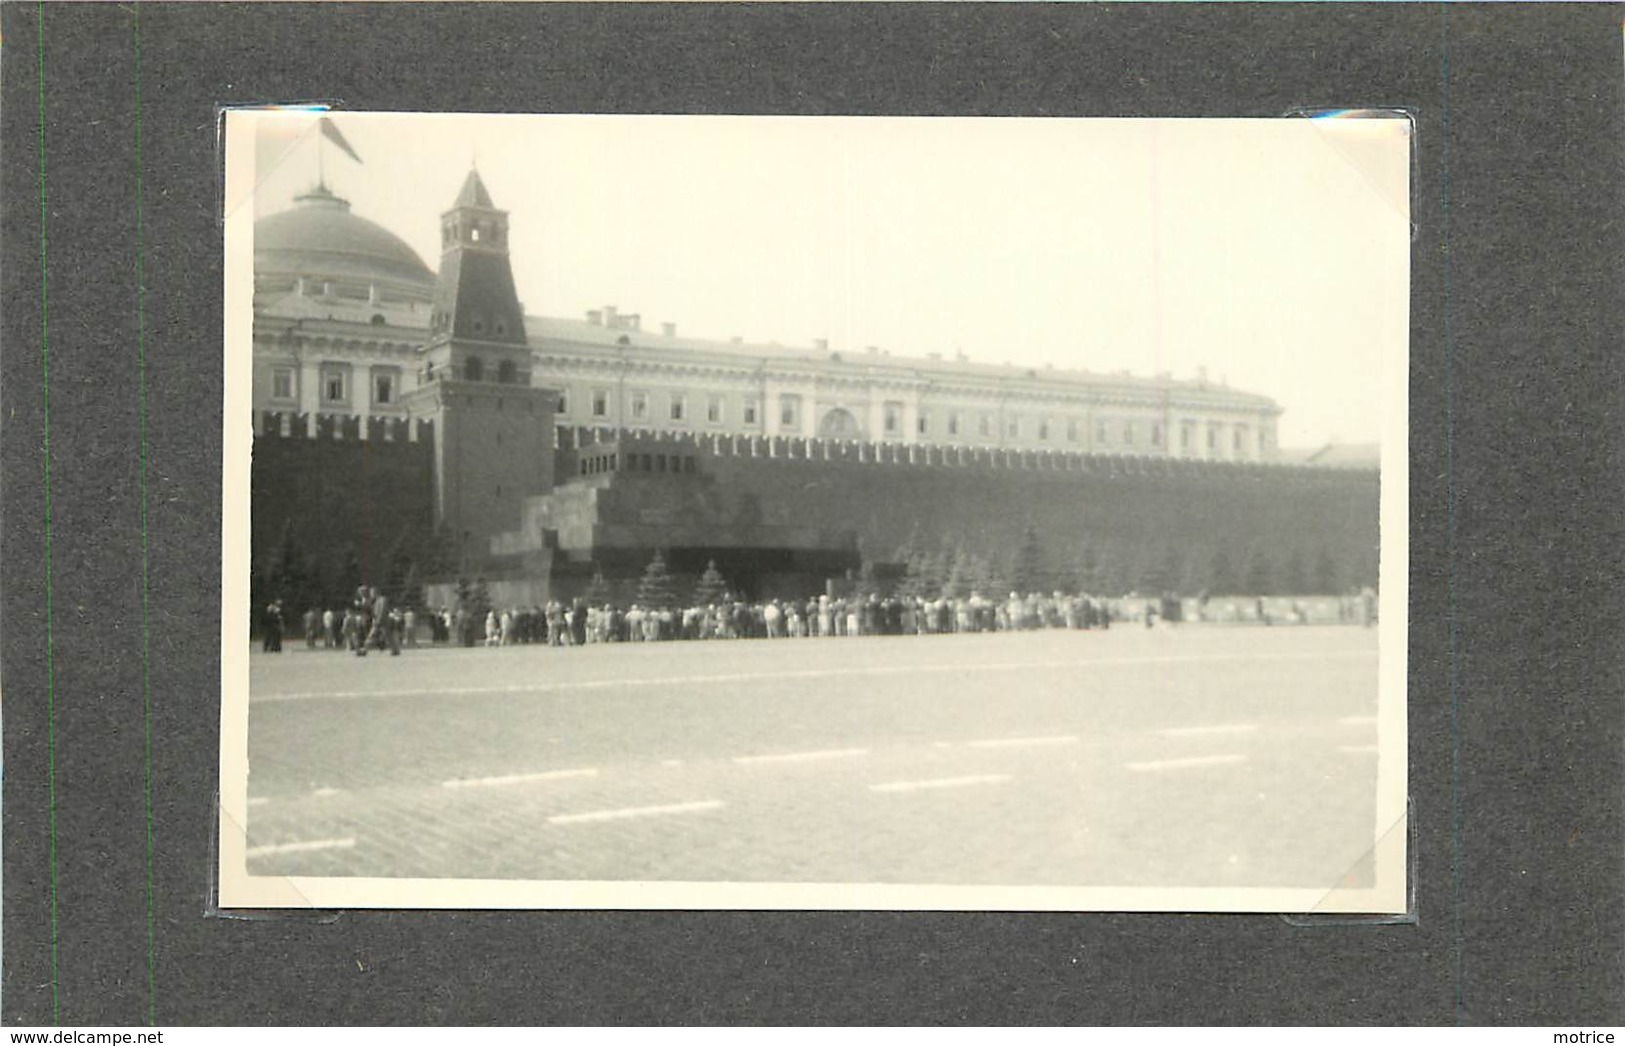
[556,425,1376,480]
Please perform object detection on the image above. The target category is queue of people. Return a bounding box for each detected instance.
[261,585,1378,653]
[427,591,1116,648]
[262,589,1117,652]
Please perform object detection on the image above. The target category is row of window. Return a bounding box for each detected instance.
[269,367,1271,455]
[268,365,400,407]
[928,411,1077,442]
[552,388,1267,453]
[559,389,767,427]
[271,357,543,405]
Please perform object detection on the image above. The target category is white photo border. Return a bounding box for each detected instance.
[218,109,1410,914]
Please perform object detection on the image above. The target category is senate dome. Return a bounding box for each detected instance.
[254,183,436,307]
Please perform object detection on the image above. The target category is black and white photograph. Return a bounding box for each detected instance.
[219,110,1408,912]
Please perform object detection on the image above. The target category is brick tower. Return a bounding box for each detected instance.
[403,168,556,573]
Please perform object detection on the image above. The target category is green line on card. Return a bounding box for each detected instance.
[38,0,60,1024]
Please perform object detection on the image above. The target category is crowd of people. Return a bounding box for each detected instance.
[468,590,1115,647]
[263,590,1119,652]
[263,586,411,656]
[261,585,1378,654]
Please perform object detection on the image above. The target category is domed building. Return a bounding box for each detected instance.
[255,183,437,307]
[251,172,1287,463]
[251,183,437,431]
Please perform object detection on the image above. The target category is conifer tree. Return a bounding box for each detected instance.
[636,549,678,609]
[270,520,313,612]
[920,549,947,599]
[470,577,493,618]
[940,546,974,601]
[399,562,423,611]
[1010,525,1045,594]
[584,564,611,606]
[383,531,414,607]
[893,520,925,565]
[970,550,1004,598]
[692,558,729,607]
[898,552,930,601]
[856,558,880,599]
[421,524,456,581]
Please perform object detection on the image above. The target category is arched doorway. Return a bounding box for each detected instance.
[818,407,863,439]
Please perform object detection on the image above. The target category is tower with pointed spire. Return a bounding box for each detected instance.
[403,169,557,573]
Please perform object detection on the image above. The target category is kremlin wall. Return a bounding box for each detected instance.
[252,407,1378,613]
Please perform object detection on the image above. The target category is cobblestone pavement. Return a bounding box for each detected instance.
[240,626,1383,889]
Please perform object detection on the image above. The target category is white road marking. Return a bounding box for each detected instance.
[1338,715,1377,727]
[312,787,341,797]
[1158,723,1258,738]
[548,800,724,825]
[869,774,1013,793]
[660,759,684,767]
[965,735,1078,749]
[1338,744,1379,755]
[733,747,868,765]
[255,649,1377,702]
[248,797,270,807]
[1126,754,1247,772]
[931,742,954,749]
[246,837,355,860]
[442,768,598,789]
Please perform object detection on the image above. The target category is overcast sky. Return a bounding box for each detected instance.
[244,112,1409,449]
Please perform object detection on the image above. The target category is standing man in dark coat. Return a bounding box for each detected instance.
[352,586,372,656]
[263,599,284,652]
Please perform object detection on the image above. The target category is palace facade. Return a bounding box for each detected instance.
[252,176,1284,464]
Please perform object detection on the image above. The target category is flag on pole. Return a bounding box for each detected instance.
[319,117,363,165]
